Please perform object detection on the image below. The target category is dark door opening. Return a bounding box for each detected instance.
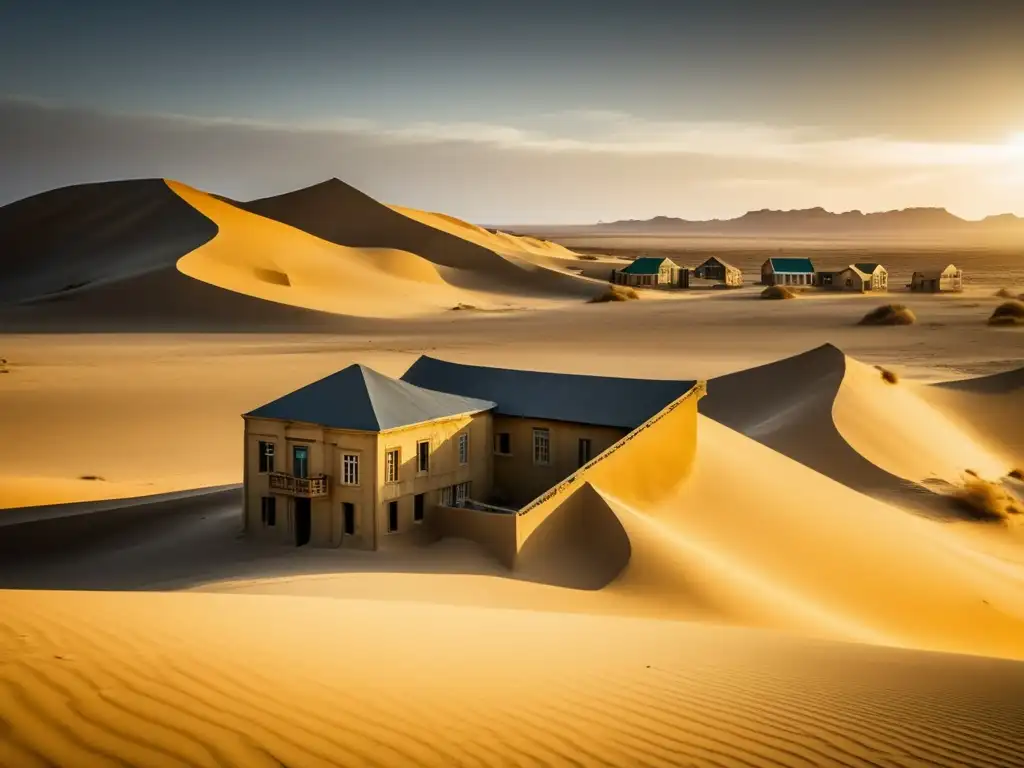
[388,500,399,533]
[294,497,311,546]
[414,493,425,522]
[343,502,355,536]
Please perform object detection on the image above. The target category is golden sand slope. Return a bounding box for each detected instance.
[390,204,581,266]
[2,589,1024,768]
[169,182,490,317]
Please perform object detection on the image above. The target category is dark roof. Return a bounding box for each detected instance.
[401,356,697,430]
[853,262,884,274]
[620,256,673,275]
[245,364,495,431]
[698,256,739,272]
[767,257,815,273]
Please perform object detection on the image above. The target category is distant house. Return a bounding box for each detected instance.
[692,256,743,287]
[761,257,816,287]
[910,264,963,293]
[853,263,889,292]
[611,256,685,288]
[817,263,888,293]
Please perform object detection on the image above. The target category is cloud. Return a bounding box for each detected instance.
[0,96,1021,222]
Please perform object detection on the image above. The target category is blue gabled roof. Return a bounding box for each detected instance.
[620,256,671,275]
[401,357,697,430]
[245,364,495,431]
[767,257,815,273]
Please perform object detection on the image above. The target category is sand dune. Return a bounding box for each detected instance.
[3,589,1024,768]
[0,179,216,304]
[701,343,1022,511]
[0,177,600,329]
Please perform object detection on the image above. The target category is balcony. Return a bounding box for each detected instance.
[268,472,329,497]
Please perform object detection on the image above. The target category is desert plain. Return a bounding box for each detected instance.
[1,177,1023,767]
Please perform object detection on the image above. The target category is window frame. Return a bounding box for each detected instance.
[578,437,592,468]
[494,432,511,456]
[292,444,309,479]
[533,428,551,466]
[258,441,275,474]
[457,433,469,465]
[341,452,360,486]
[385,448,400,484]
[416,440,430,474]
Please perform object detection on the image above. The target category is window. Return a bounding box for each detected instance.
[261,496,276,527]
[417,440,430,473]
[343,502,355,535]
[440,486,453,506]
[341,453,359,486]
[495,432,511,455]
[578,438,592,468]
[388,500,399,533]
[292,445,309,478]
[533,428,550,465]
[414,493,425,523]
[455,482,470,505]
[385,449,399,483]
[458,433,469,465]
[258,441,275,473]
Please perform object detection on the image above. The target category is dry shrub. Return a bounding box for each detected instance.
[859,304,916,326]
[575,253,600,261]
[874,366,899,384]
[590,284,639,303]
[994,287,1020,299]
[450,303,478,311]
[953,475,1022,522]
[1009,468,1024,481]
[988,300,1024,326]
[761,285,797,300]
[78,475,106,481]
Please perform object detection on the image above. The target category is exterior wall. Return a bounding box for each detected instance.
[911,268,962,292]
[375,412,493,548]
[516,385,704,550]
[428,504,517,567]
[490,416,628,508]
[869,269,888,291]
[762,261,814,287]
[695,259,742,286]
[244,417,377,548]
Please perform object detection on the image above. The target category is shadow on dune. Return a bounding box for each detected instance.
[699,343,968,520]
[235,179,596,298]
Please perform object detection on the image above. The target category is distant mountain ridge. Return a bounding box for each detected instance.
[598,207,1024,235]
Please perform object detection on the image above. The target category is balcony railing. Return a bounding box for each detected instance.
[268,472,329,497]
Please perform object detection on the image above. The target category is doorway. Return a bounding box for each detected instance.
[294,497,311,546]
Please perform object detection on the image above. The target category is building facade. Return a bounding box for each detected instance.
[910,264,963,292]
[761,257,816,287]
[611,256,684,288]
[693,256,743,287]
[242,357,705,553]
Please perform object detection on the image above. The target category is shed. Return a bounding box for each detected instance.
[910,264,963,293]
[693,256,743,287]
[761,257,816,287]
[612,256,683,289]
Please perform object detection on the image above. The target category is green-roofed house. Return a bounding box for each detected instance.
[761,257,816,287]
[612,256,685,289]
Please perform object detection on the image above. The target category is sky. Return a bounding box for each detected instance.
[1,0,1023,224]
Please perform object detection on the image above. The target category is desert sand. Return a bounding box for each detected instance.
[2,177,1024,766]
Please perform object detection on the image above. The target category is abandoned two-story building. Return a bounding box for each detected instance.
[242,357,704,551]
